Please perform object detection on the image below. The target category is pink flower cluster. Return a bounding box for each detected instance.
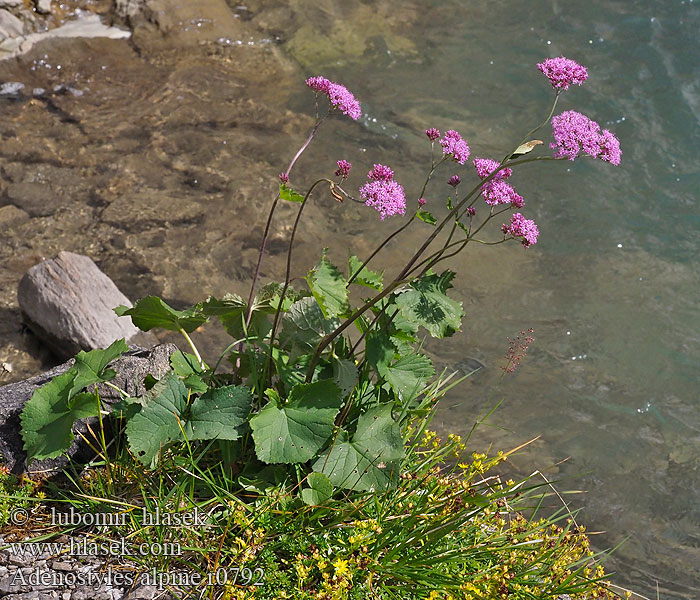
[425,127,440,141]
[473,157,523,208]
[335,159,352,179]
[305,76,362,121]
[360,163,406,220]
[501,213,539,247]
[551,110,621,165]
[439,130,470,164]
[473,157,512,181]
[537,56,588,90]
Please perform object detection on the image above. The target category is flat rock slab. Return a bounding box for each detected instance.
[17,251,157,361]
[0,343,176,474]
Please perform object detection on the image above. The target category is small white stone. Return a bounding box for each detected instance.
[35,0,52,14]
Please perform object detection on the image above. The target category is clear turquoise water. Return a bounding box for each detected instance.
[288,1,699,597]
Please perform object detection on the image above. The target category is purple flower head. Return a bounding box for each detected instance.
[425,127,440,141]
[368,163,394,182]
[439,129,471,164]
[537,56,588,90]
[551,110,620,165]
[360,165,406,219]
[481,180,524,208]
[473,157,512,181]
[418,197,426,207]
[279,172,289,184]
[599,129,622,165]
[305,76,331,94]
[305,75,361,121]
[335,160,352,179]
[466,206,476,217]
[448,175,461,187]
[502,213,539,247]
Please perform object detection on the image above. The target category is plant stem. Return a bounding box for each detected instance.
[305,280,406,382]
[243,115,327,329]
[179,328,204,369]
[267,179,329,381]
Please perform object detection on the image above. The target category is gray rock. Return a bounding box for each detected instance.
[34,0,51,14]
[0,205,29,226]
[0,343,176,473]
[125,585,156,599]
[0,0,23,9]
[5,182,58,218]
[0,8,22,39]
[17,251,157,360]
[0,81,23,95]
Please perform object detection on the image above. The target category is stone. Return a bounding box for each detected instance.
[0,9,22,40]
[17,251,157,360]
[0,0,23,9]
[0,205,29,226]
[0,13,131,59]
[5,182,59,218]
[0,343,176,473]
[35,0,51,14]
[100,192,204,230]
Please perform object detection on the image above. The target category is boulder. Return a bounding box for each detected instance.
[0,343,176,474]
[17,251,157,361]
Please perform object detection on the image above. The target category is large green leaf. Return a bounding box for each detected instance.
[383,353,435,402]
[332,358,358,398]
[364,331,395,376]
[279,297,340,355]
[125,374,189,467]
[185,386,252,441]
[114,296,207,333]
[394,271,463,338]
[21,373,97,461]
[250,380,341,464]
[71,339,128,390]
[347,255,383,290]
[21,341,129,461]
[313,403,403,491]
[307,253,350,319]
[301,472,334,506]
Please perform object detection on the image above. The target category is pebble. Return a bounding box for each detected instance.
[0,0,22,8]
[35,0,51,14]
[0,81,24,95]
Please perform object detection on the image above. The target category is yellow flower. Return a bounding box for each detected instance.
[333,558,350,578]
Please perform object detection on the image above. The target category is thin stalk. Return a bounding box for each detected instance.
[305,280,407,381]
[266,179,329,380]
[179,328,204,369]
[502,90,561,163]
[243,114,327,328]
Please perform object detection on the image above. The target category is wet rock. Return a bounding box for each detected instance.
[0,9,23,40]
[0,343,176,473]
[0,80,24,95]
[0,205,29,226]
[5,182,60,218]
[0,13,130,59]
[17,251,158,360]
[101,192,204,230]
